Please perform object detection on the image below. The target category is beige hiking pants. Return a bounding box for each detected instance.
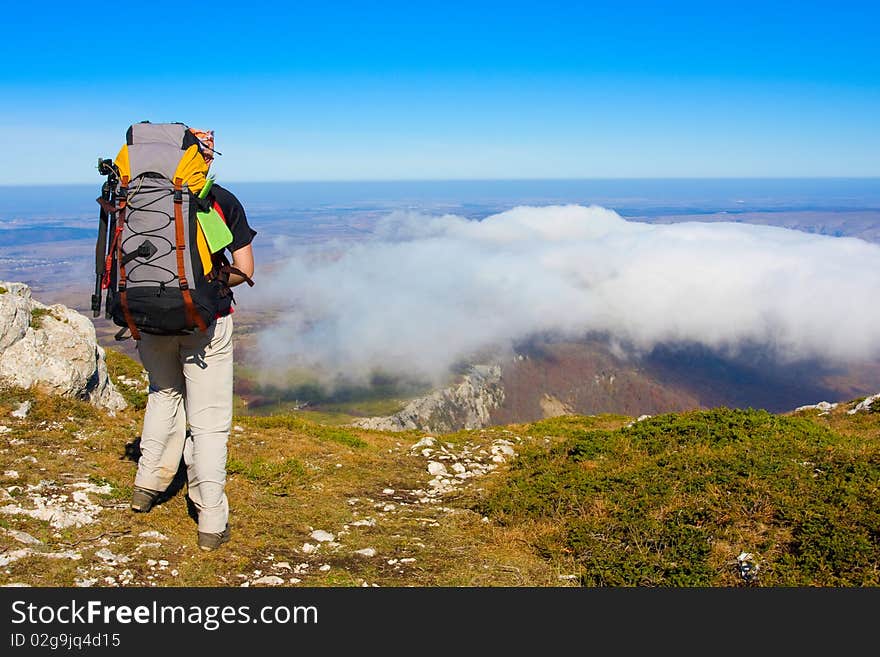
[134,314,233,533]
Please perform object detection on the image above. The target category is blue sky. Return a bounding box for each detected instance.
[0,1,878,184]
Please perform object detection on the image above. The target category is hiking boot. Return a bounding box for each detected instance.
[131,486,159,513]
[198,524,231,551]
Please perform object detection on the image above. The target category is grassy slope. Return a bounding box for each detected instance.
[0,349,877,587]
[476,408,880,586]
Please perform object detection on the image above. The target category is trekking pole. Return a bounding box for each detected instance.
[93,158,118,317]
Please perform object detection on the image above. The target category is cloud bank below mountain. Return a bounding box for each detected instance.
[254,204,880,384]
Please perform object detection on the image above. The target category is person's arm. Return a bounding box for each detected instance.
[227,244,254,287]
[212,184,256,287]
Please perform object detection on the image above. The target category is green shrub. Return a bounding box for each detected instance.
[476,408,880,586]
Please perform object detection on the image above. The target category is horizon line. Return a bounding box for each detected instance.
[2,175,880,188]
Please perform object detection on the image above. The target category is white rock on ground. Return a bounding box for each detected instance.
[1,528,42,545]
[309,530,335,542]
[848,393,880,415]
[796,401,838,412]
[491,441,516,457]
[354,548,377,558]
[252,575,285,586]
[0,480,106,529]
[0,282,125,411]
[0,548,81,567]
[427,461,447,476]
[95,548,130,564]
[10,401,31,418]
[138,530,168,540]
[410,437,436,451]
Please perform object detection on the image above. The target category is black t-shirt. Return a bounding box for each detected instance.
[208,183,256,318]
[211,183,257,254]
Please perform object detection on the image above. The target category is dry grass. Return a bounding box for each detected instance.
[0,360,557,587]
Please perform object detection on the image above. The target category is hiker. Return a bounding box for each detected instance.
[95,122,255,551]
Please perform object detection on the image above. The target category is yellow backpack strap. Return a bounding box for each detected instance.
[195,220,214,274]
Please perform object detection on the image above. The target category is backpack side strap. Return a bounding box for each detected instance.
[207,264,255,288]
[173,177,208,332]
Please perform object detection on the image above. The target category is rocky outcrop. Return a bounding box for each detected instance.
[847,393,880,415]
[0,282,125,411]
[352,364,504,433]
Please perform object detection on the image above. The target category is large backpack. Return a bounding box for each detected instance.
[93,121,238,340]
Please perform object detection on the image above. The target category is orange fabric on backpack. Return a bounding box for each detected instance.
[189,128,215,165]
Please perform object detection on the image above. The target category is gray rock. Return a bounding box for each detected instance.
[427,461,447,476]
[95,548,130,564]
[252,575,285,586]
[1,528,42,545]
[351,364,504,433]
[309,530,335,543]
[0,283,31,352]
[10,401,31,419]
[848,393,880,415]
[138,530,167,540]
[796,401,838,412]
[350,518,376,527]
[409,436,436,451]
[0,282,125,411]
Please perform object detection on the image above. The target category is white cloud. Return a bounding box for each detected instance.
[254,204,880,383]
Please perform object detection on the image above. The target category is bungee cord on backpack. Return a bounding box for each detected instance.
[93,121,232,340]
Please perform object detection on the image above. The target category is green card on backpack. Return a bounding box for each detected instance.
[197,206,233,253]
[197,177,233,253]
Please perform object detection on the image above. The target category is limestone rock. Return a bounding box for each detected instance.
[848,393,880,415]
[0,282,125,411]
[352,364,504,433]
[427,461,447,476]
[796,401,838,412]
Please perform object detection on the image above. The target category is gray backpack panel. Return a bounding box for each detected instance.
[119,125,196,291]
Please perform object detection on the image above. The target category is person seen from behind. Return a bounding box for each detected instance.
[129,127,256,551]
